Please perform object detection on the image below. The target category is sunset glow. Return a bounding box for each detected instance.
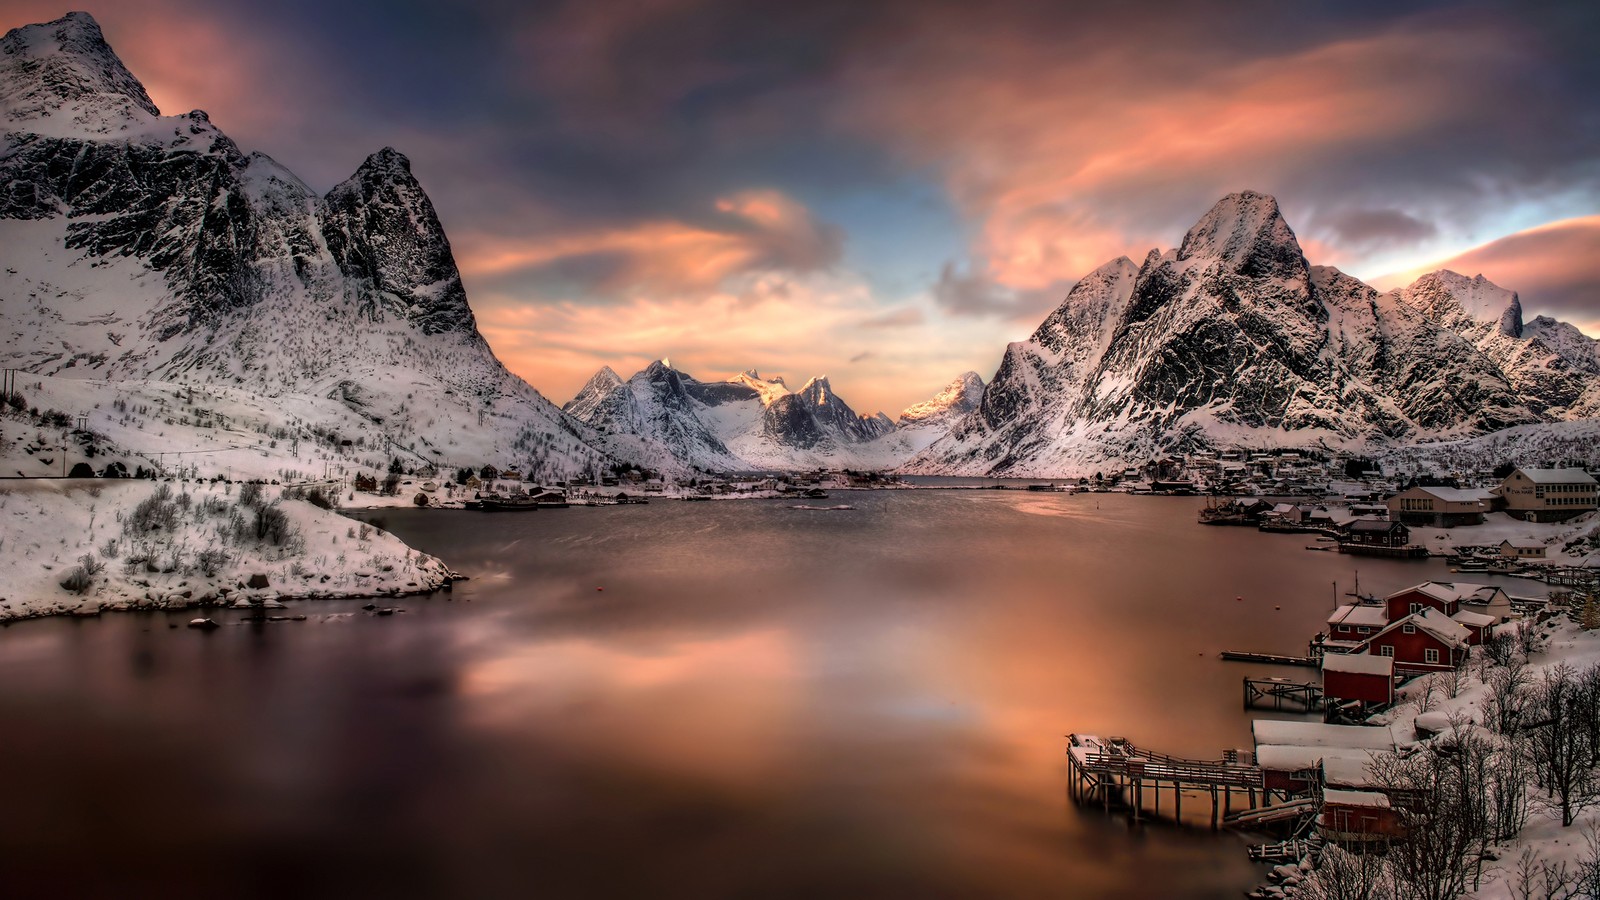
[0,0,1594,414]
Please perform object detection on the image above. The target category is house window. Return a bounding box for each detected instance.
[1380,646,1395,657]
[1410,602,1422,614]
[1338,625,1350,633]
[1425,648,1440,664]
[1359,627,1371,634]
[1403,623,1416,635]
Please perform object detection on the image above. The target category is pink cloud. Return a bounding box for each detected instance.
[835,11,1525,290]
[1372,216,1600,332]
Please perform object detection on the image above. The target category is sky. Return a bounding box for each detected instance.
[3,1,1599,415]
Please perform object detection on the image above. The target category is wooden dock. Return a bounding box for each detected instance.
[1067,734,1269,830]
[1243,676,1323,713]
[1220,650,1320,668]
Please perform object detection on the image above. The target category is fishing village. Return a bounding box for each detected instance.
[1057,458,1600,897]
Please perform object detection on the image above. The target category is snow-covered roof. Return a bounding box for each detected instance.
[1328,604,1389,629]
[1514,467,1598,486]
[1500,538,1546,549]
[1323,788,1391,809]
[1251,721,1397,751]
[1408,486,1490,504]
[1323,653,1394,676]
[1321,754,1384,789]
[1366,607,1470,649]
[1451,609,1496,628]
[1349,519,1402,532]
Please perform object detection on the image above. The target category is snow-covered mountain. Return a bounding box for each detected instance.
[562,362,967,472]
[898,372,985,428]
[0,12,607,480]
[908,191,1599,476]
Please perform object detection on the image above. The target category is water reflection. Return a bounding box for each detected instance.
[0,492,1543,898]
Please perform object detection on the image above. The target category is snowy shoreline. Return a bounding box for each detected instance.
[0,479,455,624]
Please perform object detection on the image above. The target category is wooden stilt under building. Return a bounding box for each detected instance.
[1066,734,1286,830]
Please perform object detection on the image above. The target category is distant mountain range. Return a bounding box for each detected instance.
[561,362,983,472]
[3,12,1598,480]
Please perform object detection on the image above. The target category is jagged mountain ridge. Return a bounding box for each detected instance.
[0,12,607,480]
[908,191,1600,476]
[563,362,972,472]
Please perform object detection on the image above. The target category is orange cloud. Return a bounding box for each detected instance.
[473,268,1014,414]
[837,14,1520,290]
[456,188,840,296]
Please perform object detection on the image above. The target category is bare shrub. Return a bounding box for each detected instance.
[196,547,228,577]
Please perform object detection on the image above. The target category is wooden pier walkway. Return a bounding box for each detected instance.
[1067,734,1272,829]
[1220,650,1320,667]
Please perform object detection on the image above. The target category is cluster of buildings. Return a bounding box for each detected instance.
[1388,466,1599,526]
[1318,581,1509,681]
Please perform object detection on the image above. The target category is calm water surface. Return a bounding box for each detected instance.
[0,491,1541,898]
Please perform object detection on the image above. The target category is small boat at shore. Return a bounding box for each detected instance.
[477,494,540,511]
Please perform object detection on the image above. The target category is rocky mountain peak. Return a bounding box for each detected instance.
[798,375,833,404]
[1,11,159,129]
[1177,190,1305,277]
[319,147,477,336]
[1400,270,1523,338]
[899,372,986,426]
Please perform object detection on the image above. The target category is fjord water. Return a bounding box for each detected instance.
[0,492,1532,898]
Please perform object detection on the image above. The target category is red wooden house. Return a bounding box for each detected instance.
[1384,583,1460,621]
[1323,653,1394,707]
[1380,582,1497,645]
[1319,789,1405,843]
[1357,608,1470,675]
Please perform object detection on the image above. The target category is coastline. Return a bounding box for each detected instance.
[0,479,455,625]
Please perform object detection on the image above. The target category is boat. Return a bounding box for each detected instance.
[477,494,540,511]
[804,488,829,499]
[420,481,439,493]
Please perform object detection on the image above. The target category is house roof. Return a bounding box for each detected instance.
[1451,609,1497,629]
[1251,721,1398,751]
[1329,604,1390,629]
[1408,486,1490,504]
[1321,754,1384,788]
[1364,607,1470,649]
[1323,653,1394,676]
[1323,788,1392,809]
[1387,582,1462,605]
[1500,538,1546,550]
[1515,467,1599,486]
[1349,519,1402,533]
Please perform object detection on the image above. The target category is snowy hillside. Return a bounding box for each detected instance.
[0,479,451,622]
[0,12,609,482]
[907,191,1600,477]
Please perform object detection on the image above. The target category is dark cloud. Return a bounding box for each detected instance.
[1323,208,1439,251]
[931,263,1010,317]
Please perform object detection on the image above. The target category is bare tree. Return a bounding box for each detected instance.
[1526,663,1600,827]
[1517,618,1545,661]
[1441,661,1470,700]
[1369,746,1479,900]
[1299,844,1394,900]
[1486,661,1533,735]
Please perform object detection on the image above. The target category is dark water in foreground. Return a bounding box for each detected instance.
[0,492,1541,898]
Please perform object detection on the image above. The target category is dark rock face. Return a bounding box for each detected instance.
[0,12,609,479]
[319,148,479,337]
[912,191,1585,476]
[762,394,826,449]
[796,376,894,443]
